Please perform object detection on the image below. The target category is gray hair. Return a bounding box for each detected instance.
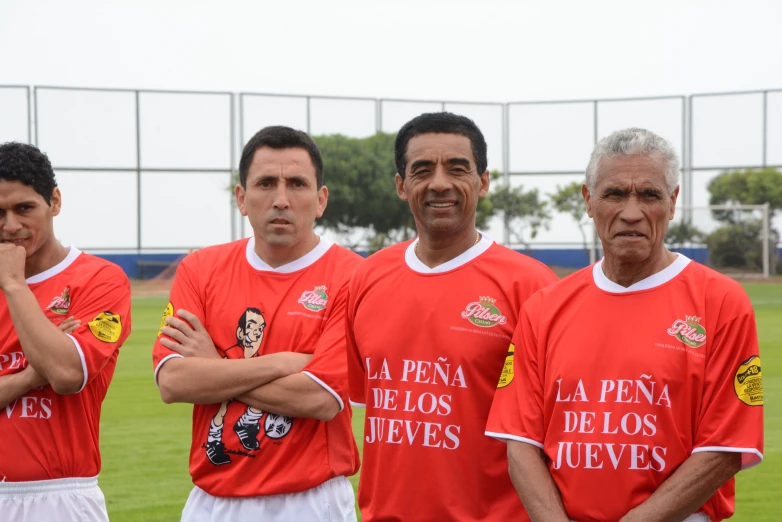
[585,128,680,194]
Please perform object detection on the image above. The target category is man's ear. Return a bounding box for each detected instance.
[236,184,247,216]
[396,173,408,201]
[582,184,593,218]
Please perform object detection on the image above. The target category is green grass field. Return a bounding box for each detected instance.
[100,285,781,521]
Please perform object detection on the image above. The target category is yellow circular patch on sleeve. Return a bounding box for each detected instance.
[88,311,123,343]
[734,355,763,406]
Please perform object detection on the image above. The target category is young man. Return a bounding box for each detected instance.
[346,113,558,521]
[487,128,764,522]
[0,142,132,521]
[153,126,361,521]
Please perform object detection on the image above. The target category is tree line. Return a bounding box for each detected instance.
[239,132,782,272]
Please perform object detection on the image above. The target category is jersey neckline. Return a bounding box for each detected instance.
[592,253,691,293]
[245,236,334,273]
[26,247,82,284]
[405,232,493,274]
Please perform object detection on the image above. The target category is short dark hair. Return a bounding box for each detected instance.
[0,142,57,205]
[239,126,324,188]
[395,112,488,179]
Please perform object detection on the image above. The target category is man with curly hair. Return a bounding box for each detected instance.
[0,142,132,521]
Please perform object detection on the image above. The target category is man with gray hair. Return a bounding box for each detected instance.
[486,128,764,521]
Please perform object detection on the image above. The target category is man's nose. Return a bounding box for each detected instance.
[273,184,290,209]
[618,197,644,223]
[2,212,23,234]
[429,165,453,192]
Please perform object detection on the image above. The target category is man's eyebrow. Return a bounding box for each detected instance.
[445,157,471,167]
[410,159,435,171]
[409,158,472,170]
[601,186,629,195]
[0,201,39,212]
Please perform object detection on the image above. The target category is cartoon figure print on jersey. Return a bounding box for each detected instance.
[204,307,294,466]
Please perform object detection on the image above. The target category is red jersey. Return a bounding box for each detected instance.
[486,255,764,522]
[152,237,362,497]
[346,236,558,522]
[0,247,132,481]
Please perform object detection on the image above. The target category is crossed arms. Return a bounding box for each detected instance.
[0,311,81,409]
[156,310,342,422]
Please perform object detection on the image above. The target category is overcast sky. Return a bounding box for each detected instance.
[2,0,781,102]
[1,0,780,252]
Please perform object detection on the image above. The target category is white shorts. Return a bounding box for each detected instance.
[181,475,357,522]
[0,476,109,522]
[571,514,711,522]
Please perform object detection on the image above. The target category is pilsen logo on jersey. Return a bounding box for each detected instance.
[298,285,328,312]
[461,296,508,328]
[667,315,707,348]
[46,286,71,315]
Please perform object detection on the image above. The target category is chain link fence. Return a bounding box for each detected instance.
[1,85,780,271]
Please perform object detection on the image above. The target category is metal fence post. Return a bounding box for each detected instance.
[680,95,687,211]
[135,90,142,252]
[686,95,694,218]
[230,93,236,241]
[763,202,770,279]
[763,91,768,167]
[307,96,312,135]
[590,100,599,264]
[239,93,246,239]
[33,86,39,146]
[26,86,32,144]
[502,103,510,245]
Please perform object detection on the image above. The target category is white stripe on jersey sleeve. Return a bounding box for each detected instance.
[154,354,185,388]
[302,371,345,413]
[485,431,545,449]
[66,334,89,393]
[692,446,763,470]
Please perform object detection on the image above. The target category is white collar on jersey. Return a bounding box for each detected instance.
[405,232,493,274]
[26,246,82,284]
[593,253,691,293]
[246,236,334,273]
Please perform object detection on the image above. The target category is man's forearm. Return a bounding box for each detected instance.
[620,451,742,522]
[507,441,569,522]
[3,283,83,394]
[236,373,341,421]
[158,354,295,404]
[0,372,37,410]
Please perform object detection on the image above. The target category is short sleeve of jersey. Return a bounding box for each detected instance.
[301,284,351,412]
[693,291,764,469]
[345,272,366,408]
[485,292,546,448]
[152,256,206,385]
[66,265,132,392]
